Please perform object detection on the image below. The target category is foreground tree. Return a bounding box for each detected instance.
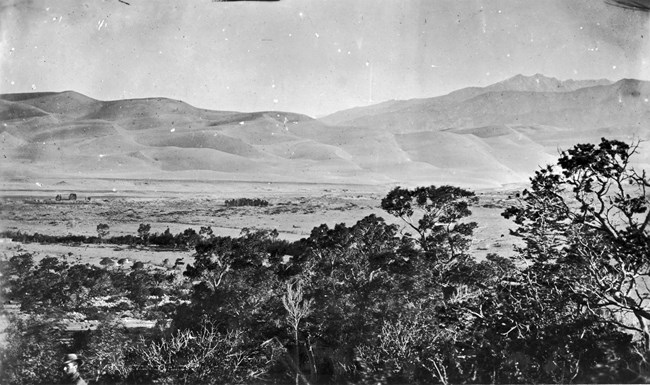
[381,185,478,263]
[469,261,638,383]
[503,138,650,372]
[282,280,313,385]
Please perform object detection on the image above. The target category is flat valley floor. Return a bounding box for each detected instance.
[0,178,523,267]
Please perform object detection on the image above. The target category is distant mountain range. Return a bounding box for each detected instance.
[1,74,648,188]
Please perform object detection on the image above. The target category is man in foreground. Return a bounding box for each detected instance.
[62,354,87,385]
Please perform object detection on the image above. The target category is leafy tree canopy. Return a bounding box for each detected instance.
[503,138,650,356]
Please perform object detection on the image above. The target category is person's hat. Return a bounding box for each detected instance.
[62,353,83,366]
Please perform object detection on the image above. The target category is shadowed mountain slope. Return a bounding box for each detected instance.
[320,74,612,126]
[321,78,648,133]
[1,74,647,188]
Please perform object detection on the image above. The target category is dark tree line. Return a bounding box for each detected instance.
[2,225,205,250]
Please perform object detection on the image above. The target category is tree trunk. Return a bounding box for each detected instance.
[307,334,318,378]
[295,326,300,385]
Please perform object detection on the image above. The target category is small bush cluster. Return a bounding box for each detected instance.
[224,198,269,207]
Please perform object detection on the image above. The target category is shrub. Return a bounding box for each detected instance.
[134,322,274,384]
[71,319,137,384]
[0,315,68,385]
[99,257,116,267]
[224,198,270,207]
[96,224,110,243]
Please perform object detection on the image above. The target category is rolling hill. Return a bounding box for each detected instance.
[1,74,648,188]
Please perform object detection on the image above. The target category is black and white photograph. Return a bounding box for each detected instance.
[1,0,650,383]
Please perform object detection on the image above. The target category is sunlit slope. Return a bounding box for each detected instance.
[0,93,362,183]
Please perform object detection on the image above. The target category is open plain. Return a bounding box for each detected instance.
[0,178,523,267]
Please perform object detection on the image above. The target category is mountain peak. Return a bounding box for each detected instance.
[612,78,650,98]
[495,74,562,90]
[489,73,612,93]
[510,73,557,81]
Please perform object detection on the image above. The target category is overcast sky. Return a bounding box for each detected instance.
[1,0,649,117]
